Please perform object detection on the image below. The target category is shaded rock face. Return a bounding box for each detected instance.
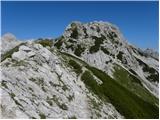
[1,21,159,119]
[143,48,159,60]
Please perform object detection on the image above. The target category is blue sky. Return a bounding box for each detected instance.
[1,1,159,50]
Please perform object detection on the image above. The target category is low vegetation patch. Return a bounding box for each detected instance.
[107,31,117,40]
[12,60,27,67]
[117,51,124,61]
[74,44,85,57]
[68,39,77,43]
[86,66,158,119]
[81,71,104,100]
[39,113,46,119]
[54,36,64,49]
[68,116,77,119]
[89,36,104,53]
[101,46,110,55]
[70,23,79,39]
[113,65,158,105]
[68,59,82,74]
[51,95,68,110]
[136,57,159,82]
[37,39,53,47]
[1,80,8,89]
[61,51,159,118]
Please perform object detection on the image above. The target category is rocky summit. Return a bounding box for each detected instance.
[0,21,159,119]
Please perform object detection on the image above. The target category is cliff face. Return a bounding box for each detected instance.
[1,21,159,119]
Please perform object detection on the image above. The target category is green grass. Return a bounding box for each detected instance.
[37,39,53,47]
[61,51,159,119]
[85,66,158,119]
[68,59,82,74]
[81,71,106,101]
[113,64,158,105]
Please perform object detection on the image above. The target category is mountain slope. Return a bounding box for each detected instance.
[0,21,159,118]
[54,21,159,97]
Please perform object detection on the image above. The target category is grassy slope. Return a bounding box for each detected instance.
[60,51,159,119]
[113,64,158,105]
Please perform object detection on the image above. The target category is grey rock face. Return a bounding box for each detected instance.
[1,21,159,119]
[55,21,159,97]
[1,41,122,119]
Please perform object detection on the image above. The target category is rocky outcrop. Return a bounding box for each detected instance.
[1,33,21,54]
[54,21,159,97]
[1,42,122,119]
[1,21,159,119]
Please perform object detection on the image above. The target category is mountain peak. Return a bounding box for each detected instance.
[1,33,17,42]
[63,21,122,43]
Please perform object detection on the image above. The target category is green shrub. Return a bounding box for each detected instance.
[54,37,64,49]
[107,31,117,40]
[83,27,88,38]
[10,92,15,98]
[101,47,110,55]
[66,44,74,51]
[70,23,78,39]
[68,39,77,43]
[74,44,85,57]
[89,36,104,54]
[46,97,53,106]
[117,51,124,61]
[59,103,68,110]
[1,80,8,89]
[67,95,74,102]
[51,95,68,110]
[39,113,46,119]
[136,57,158,82]
[68,116,77,119]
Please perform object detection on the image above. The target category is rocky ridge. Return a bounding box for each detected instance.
[0,21,159,119]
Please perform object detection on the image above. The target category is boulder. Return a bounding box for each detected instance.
[19,45,32,52]
[12,51,27,61]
